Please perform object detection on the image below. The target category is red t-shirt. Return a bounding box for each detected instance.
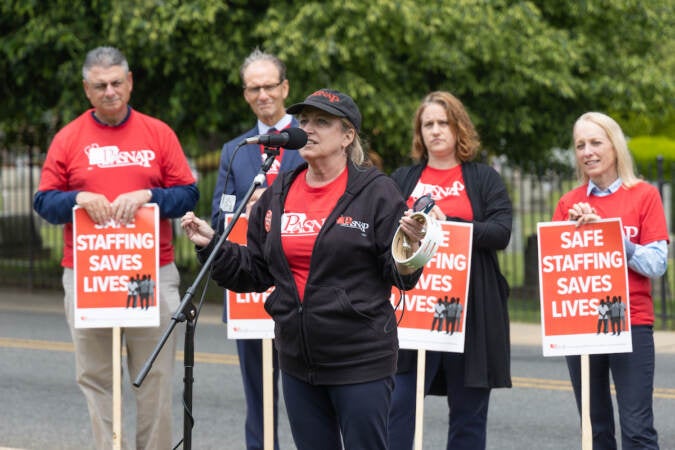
[409,165,473,221]
[260,126,295,186]
[553,182,669,325]
[38,109,196,267]
[281,167,348,300]
[262,146,284,186]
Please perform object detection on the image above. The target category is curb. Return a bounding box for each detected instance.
[2,287,674,353]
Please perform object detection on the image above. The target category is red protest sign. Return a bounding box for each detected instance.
[224,215,274,338]
[538,219,631,356]
[73,204,159,328]
[393,221,473,352]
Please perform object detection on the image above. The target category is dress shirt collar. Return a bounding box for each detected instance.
[257,114,293,134]
[587,177,622,197]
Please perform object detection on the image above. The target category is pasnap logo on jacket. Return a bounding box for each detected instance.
[85,143,156,168]
[336,215,370,233]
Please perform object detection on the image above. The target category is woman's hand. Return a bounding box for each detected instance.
[568,202,601,226]
[394,210,432,275]
[398,210,428,252]
[399,211,425,247]
[180,212,216,247]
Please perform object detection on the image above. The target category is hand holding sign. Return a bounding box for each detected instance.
[75,191,113,225]
[111,189,153,225]
[567,201,601,226]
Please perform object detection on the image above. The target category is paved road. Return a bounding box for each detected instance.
[1,287,675,450]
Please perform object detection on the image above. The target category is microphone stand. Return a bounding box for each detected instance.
[134,145,282,450]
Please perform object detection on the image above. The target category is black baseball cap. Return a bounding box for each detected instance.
[287,88,362,132]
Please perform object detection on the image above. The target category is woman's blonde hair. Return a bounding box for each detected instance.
[573,112,640,187]
[411,91,480,162]
[342,118,365,166]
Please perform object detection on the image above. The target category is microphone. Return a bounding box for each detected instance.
[239,127,308,149]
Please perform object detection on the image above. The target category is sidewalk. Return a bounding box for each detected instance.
[510,321,675,354]
[2,286,675,353]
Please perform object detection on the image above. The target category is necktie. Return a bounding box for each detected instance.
[262,127,283,184]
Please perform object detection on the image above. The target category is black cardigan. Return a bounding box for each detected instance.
[391,161,513,389]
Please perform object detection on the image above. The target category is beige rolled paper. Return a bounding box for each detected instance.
[392,212,443,270]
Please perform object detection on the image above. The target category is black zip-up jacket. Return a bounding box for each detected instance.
[199,162,422,385]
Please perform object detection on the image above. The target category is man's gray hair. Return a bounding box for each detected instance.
[82,46,129,80]
[239,47,286,84]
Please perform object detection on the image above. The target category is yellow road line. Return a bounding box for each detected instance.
[0,337,73,352]
[2,337,675,399]
[0,337,238,365]
[512,376,675,399]
[512,376,573,391]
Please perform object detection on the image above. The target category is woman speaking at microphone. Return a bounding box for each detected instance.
[181,88,425,450]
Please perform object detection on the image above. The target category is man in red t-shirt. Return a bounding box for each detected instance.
[34,46,198,450]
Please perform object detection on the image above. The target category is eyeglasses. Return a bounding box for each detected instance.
[243,80,284,96]
[413,194,435,214]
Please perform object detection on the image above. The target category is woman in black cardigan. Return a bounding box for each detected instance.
[388,91,513,450]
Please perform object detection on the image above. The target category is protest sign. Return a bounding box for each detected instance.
[224,215,275,339]
[73,204,159,328]
[538,218,631,356]
[392,221,473,352]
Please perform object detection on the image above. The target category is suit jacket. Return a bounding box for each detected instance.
[210,120,305,229]
[210,119,305,323]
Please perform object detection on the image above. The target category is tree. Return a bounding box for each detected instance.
[0,0,261,155]
[261,0,675,168]
[2,0,674,171]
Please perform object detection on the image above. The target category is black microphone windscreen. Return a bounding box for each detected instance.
[282,128,308,149]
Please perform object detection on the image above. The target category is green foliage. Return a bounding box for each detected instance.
[195,169,219,218]
[262,0,675,169]
[195,150,222,173]
[1,0,674,172]
[629,136,675,165]
[0,0,261,157]
[618,107,675,140]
